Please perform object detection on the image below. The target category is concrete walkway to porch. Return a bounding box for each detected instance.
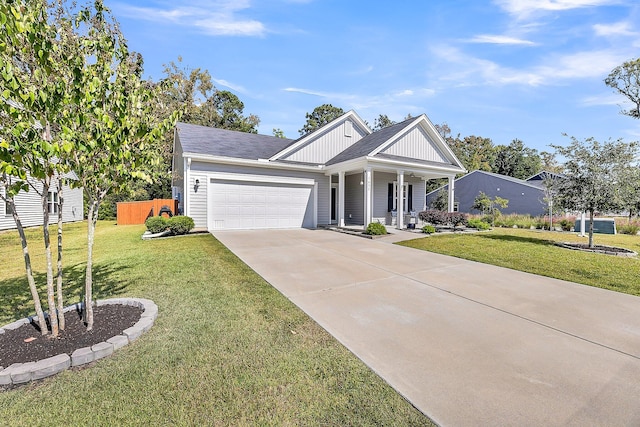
[213,228,640,426]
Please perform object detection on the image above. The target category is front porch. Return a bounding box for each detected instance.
[327,166,457,231]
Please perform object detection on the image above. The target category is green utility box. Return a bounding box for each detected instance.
[574,218,616,235]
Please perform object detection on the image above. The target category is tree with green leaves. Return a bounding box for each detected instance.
[605,58,640,119]
[448,135,495,173]
[372,114,396,131]
[273,128,286,138]
[472,191,508,225]
[299,104,344,136]
[430,188,448,211]
[0,0,81,336]
[492,139,542,179]
[552,136,638,248]
[60,0,177,330]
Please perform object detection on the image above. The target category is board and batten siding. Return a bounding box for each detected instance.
[382,126,448,163]
[189,161,330,228]
[0,177,83,231]
[283,120,366,164]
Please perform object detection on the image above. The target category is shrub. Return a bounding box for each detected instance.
[447,212,468,227]
[365,222,387,235]
[558,218,573,232]
[468,218,491,230]
[618,223,640,235]
[145,216,168,234]
[418,210,448,225]
[422,225,436,234]
[167,215,195,235]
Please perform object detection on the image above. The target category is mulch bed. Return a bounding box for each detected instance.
[555,242,637,256]
[0,304,143,367]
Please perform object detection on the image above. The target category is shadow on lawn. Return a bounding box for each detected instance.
[476,233,555,247]
[0,262,131,323]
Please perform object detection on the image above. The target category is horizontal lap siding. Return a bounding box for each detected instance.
[0,178,83,231]
[345,173,363,225]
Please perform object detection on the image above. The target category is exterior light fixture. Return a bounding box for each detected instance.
[194,179,200,193]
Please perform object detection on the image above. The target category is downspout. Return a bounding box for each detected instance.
[185,157,191,217]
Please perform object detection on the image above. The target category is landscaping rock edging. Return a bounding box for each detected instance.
[0,298,157,387]
[554,242,638,257]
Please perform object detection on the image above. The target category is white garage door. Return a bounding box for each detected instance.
[209,180,314,230]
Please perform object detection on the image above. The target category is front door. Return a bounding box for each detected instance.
[330,185,338,224]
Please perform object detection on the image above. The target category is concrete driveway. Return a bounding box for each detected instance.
[213,228,640,426]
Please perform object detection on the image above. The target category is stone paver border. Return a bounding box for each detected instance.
[0,298,157,387]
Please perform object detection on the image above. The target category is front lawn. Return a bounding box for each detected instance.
[0,221,432,426]
[399,228,640,296]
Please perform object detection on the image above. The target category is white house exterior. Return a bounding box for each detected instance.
[0,174,84,231]
[172,111,466,231]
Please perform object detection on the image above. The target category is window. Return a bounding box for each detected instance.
[389,182,413,212]
[48,191,59,214]
[344,120,352,137]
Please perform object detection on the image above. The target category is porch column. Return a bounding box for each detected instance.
[447,175,455,213]
[397,170,404,230]
[363,168,372,226]
[338,171,345,227]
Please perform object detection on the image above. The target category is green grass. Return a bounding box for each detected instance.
[0,221,432,426]
[399,228,640,296]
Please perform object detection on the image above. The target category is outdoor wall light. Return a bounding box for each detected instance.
[194,179,200,193]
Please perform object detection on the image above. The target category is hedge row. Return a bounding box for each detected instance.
[144,215,195,235]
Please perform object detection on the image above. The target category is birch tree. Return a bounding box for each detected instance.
[0,0,76,335]
[62,1,176,329]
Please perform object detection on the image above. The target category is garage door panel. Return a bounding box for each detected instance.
[209,180,314,230]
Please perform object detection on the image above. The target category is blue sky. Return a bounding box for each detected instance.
[110,0,640,152]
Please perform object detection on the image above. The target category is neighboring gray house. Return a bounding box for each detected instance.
[1,173,84,231]
[426,170,548,216]
[172,111,466,231]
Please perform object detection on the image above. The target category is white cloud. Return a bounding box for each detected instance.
[468,34,537,45]
[112,2,266,37]
[431,44,627,87]
[581,93,633,107]
[593,21,638,37]
[213,78,247,93]
[494,0,622,20]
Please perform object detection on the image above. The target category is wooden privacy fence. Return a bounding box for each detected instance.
[117,199,179,225]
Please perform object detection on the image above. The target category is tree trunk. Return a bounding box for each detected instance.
[56,178,65,330]
[84,198,98,331]
[7,198,48,335]
[588,210,595,249]
[41,179,59,337]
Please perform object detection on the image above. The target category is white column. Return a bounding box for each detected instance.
[338,171,345,227]
[363,168,372,226]
[447,175,455,213]
[397,170,404,229]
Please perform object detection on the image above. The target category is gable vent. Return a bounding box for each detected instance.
[344,120,352,137]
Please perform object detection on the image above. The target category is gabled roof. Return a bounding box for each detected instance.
[325,114,465,172]
[325,117,415,165]
[269,110,371,161]
[176,122,294,160]
[426,170,544,197]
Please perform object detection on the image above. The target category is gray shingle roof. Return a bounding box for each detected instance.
[176,122,295,160]
[325,117,416,165]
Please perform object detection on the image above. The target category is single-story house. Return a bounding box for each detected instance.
[172,111,466,231]
[426,170,550,216]
[0,173,84,231]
